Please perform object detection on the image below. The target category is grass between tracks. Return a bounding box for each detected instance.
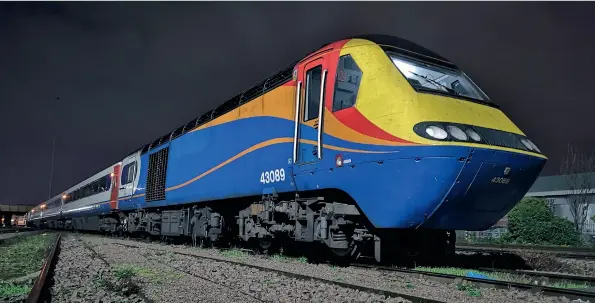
[0,233,55,298]
[112,263,183,284]
[414,266,589,290]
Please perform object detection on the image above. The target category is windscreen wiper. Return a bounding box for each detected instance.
[409,71,459,95]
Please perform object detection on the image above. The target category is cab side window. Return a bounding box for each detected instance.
[121,162,137,185]
[304,65,323,121]
[333,55,362,112]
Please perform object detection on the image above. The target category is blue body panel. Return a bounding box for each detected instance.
[71,116,544,231]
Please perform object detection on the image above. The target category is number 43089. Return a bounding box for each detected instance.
[260,168,286,184]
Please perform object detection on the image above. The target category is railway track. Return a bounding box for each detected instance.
[77,236,155,303]
[110,241,445,303]
[111,242,270,303]
[22,231,595,302]
[0,227,31,234]
[0,228,31,235]
[24,233,61,303]
[82,233,595,302]
[0,229,18,234]
[351,263,595,302]
[0,230,45,245]
[477,267,595,287]
[457,243,595,260]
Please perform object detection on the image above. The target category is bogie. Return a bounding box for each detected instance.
[27,193,457,265]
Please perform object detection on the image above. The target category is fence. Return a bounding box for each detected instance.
[584,221,595,235]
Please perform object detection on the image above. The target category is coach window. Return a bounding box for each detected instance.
[99,175,109,191]
[333,55,362,112]
[304,65,323,121]
[92,180,99,194]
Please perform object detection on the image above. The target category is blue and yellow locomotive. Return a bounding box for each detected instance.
[27,35,546,261]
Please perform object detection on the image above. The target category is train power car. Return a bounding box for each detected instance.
[27,35,547,262]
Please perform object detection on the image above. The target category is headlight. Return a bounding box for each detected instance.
[465,129,481,142]
[520,138,534,151]
[425,125,448,140]
[447,125,467,141]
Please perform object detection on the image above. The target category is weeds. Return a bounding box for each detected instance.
[456,283,481,297]
[93,265,141,296]
[0,234,54,280]
[550,282,589,289]
[0,282,30,297]
[114,265,136,280]
[220,249,247,259]
[270,254,290,262]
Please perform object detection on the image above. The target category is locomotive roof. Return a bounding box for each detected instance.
[124,34,458,157]
[350,34,458,70]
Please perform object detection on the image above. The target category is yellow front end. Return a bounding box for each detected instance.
[338,38,545,159]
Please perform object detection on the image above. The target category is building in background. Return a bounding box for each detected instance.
[525,173,595,236]
[460,173,595,242]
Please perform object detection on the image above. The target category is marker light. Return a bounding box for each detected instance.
[425,126,448,140]
[465,129,481,142]
[447,125,468,141]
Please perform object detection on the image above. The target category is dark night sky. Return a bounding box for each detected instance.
[1,2,595,205]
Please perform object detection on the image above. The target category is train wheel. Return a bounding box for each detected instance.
[257,237,280,254]
[331,247,352,258]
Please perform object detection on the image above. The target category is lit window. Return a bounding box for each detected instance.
[389,53,487,102]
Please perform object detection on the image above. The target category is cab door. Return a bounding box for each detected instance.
[293,53,330,173]
[119,154,139,202]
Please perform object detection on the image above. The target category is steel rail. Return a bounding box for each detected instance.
[0,231,46,245]
[124,244,269,303]
[77,236,155,303]
[0,228,19,234]
[477,267,595,286]
[457,243,595,260]
[25,233,61,303]
[110,241,447,303]
[351,263,595,301]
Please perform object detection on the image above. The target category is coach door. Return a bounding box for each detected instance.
[109,165,121,210]
[293,53,330,172]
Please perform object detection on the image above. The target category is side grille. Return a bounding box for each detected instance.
[146,147,169,202]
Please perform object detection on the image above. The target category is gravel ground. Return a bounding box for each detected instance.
[50,235,145,303]
[82,236,411,303]
[80,235,590,303]
[558,258,595,277]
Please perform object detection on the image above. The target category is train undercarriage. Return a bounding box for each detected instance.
[32,192,456,264]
